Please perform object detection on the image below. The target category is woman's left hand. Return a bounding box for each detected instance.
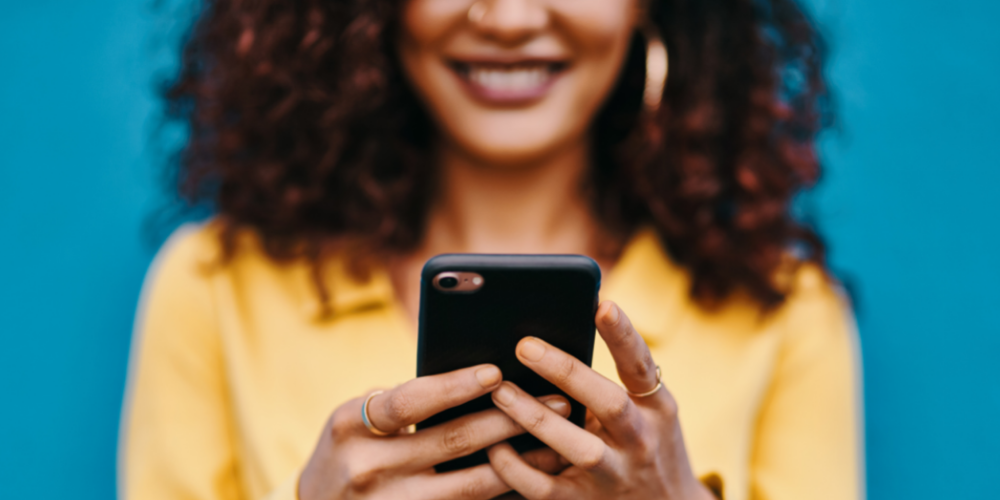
[486,301,717,500]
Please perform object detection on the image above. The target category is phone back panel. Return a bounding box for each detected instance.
[417,254,600,471]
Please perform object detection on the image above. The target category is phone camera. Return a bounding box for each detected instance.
[439,276,459,289]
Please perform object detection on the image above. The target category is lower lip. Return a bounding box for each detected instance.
[450,66,563,105]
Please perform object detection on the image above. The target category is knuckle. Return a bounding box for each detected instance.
[631,352,655,380]
[490,454,510,475]
[441,423,474,455]
[606,392,633,421]
[661,391,679,417]
[509,421,526,434]
[438,374,464,397]
[632,435,658,466]
[524,408,549,433]
[328,407,354,440]
[553,356,577,385]
[607,314,633,342]
[490,409,523,435]
[383,391,417,427]
[442,368,481,398]
[490,449,514,475]
[459,368,483,393]
[346,459,382,492]
[578,444,608,471]
[536,481,560,500]
[459,475,492,499]
[611,323,632,345]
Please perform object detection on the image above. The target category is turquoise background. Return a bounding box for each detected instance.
[1,0,998,497]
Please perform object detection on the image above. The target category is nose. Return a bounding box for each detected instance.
[469,0,549,45]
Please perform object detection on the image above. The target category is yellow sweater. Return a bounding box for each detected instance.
[120,223,863,500]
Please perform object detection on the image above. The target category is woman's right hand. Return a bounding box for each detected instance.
[299,364,571,500]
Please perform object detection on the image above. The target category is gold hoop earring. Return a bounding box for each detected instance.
[642,26,669,112]
[468,2,488,24]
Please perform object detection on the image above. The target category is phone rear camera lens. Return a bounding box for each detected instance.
[439,277,459,288]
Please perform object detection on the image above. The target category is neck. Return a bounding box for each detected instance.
[389,138,612,324]
[421,139,598,256]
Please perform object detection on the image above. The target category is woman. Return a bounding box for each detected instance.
[121,0,861,499]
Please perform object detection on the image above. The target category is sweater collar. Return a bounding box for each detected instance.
[301,258,397,320]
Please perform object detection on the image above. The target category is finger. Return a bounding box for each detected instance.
[514,336,643,441]
[595,301,663,400]
[366,364,503,433]
[492,382,615,474]
[392,396,572,471]
[411,462,511,500]
[584,409,600,432]
[521,447,571,475]
[488,442,571,500]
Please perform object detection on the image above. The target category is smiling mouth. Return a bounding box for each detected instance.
[449,61,568,103]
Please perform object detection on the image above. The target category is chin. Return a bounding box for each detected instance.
[458,137,570,168]
[445,115,580,168]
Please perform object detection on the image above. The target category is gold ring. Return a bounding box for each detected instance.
[626,365,663,398]
[468,1,487,24]
[361,390,392,436]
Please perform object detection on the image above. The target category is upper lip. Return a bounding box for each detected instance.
[447,57,570,75]
[445,54,570,67]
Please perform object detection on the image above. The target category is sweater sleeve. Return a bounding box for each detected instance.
[119,225,247,500]
[749,268,865,500]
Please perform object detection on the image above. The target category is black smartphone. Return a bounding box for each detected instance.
[416,254,601,472]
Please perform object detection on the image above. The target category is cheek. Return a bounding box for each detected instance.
[400,0,462,45]
[397,0,462,90]
[559,1,639,88]
[555,3,639,127]
[554,0,638,48]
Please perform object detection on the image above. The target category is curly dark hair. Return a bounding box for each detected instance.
[165,0,832,309]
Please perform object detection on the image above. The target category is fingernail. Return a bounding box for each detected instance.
[476,365,501,388]
[543,398,570,416]
[494,382,516,405]
[518,337,546,362]
[605,302,620,325]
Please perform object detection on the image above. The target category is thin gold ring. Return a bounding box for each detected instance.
[626,365,663,398]
[468,1,487,24]
[361,390,392,436]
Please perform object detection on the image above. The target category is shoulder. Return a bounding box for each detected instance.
[139,222,229,320]
[144,221,232,294]
[145,220,372,321]
[137,220,292,342]
[769,262,860,370]
[149,219,279,286]
[142,219,282,309]
[154,221,223,268]
[144,219,318,314]
[677,259,856,352]
[778,263,853,328]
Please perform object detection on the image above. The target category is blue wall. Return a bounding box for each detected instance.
[1,0,997,498]
[808,0,1000,495]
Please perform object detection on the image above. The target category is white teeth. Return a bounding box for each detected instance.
[467,66,551,92]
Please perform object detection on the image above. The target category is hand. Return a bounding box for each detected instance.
[486,301,717,500]
[299,364,572,500]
